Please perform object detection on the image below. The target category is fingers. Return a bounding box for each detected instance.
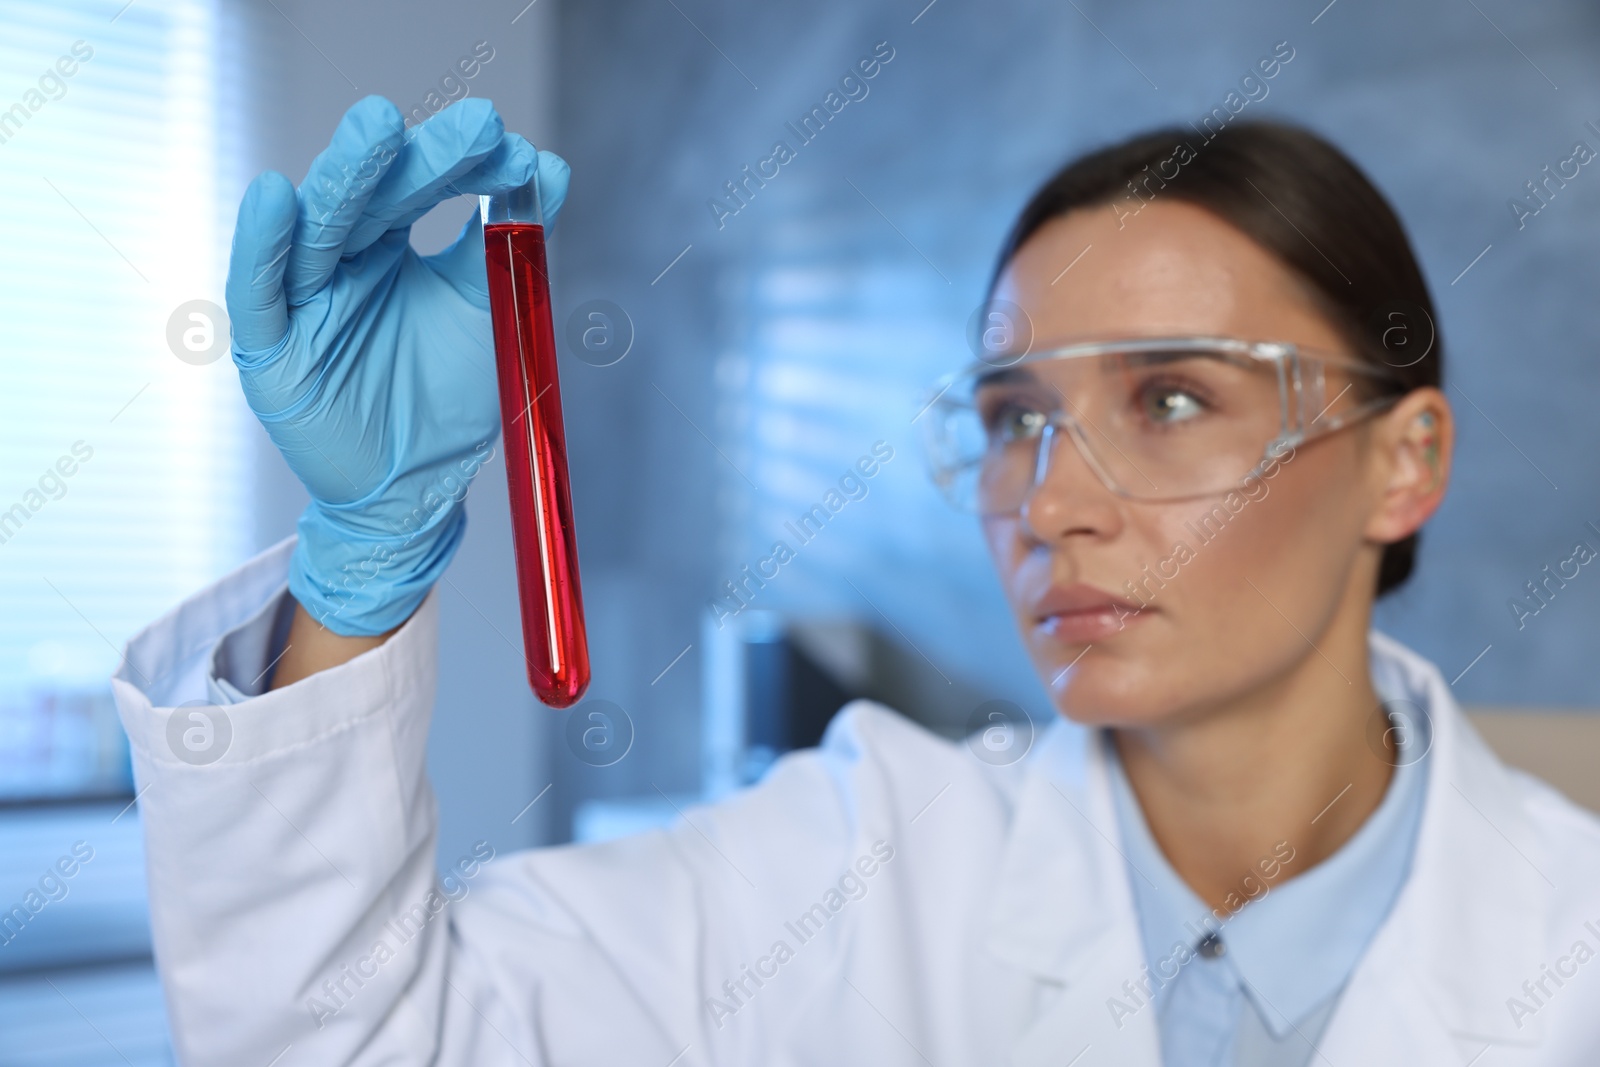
[359,135,539,243]
[283,96,407,307]
[424,150,571,302]
[225,170,298,357]
[272,96,548,318]
[342,98,537,256]
[451,137,560,206]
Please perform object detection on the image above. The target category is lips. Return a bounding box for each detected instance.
[1032,582,1150,644]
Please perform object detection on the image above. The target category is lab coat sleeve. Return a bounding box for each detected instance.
[436,708,913,1066]
[111,539,891,1066]
[113,537,461,1064]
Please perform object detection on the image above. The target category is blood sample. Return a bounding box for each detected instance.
[480,177,590,708]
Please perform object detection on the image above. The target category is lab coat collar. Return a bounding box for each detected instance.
[982,630,1552,1060]
[1365,630,1551,1048]
[984,718,1164,1064]
[984,718,1126,983]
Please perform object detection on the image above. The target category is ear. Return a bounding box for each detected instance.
[1364,387,1452,545]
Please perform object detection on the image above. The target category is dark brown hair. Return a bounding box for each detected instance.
[989,119,1441,596]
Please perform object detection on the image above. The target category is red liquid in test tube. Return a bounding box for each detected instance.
[481,178,590,708]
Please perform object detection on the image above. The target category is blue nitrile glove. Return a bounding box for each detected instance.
[224,95,570,635]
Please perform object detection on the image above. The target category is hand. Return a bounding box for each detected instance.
[225,95,570,635]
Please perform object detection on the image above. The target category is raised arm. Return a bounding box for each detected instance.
[223,94,567,687]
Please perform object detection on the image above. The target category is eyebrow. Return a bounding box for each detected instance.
[973,366,1040,390]
[975,346,1220,389]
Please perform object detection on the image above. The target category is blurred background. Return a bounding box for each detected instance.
[2,0,1599,1061]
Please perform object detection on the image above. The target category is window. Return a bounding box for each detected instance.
[708,171,1048,741]
[0,0,250,800]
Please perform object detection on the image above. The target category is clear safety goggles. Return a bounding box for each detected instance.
[919,336,1404,514]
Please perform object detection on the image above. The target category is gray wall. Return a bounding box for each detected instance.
[546,0,1600,809]
[243,0,1600,854]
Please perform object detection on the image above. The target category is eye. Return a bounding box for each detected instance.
[978,397,1049,445]
[1139,380,1209,425]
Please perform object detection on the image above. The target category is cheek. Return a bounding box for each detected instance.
[982,514,1046,612]
[1052,507,1287,722]
[976,437,1370,725]
[981,513,1041,568]
[1002,455,1365,723]
[1235,446,1374,620]
[1099,451,1366,711]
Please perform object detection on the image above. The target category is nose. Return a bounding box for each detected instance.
[1017,422,1125,544]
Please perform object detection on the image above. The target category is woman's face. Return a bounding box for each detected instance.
[986,200,1406,727]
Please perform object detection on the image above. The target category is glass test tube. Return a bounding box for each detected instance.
[480,176,591,708]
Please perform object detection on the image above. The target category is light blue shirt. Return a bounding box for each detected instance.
[1104,701,1431,1067]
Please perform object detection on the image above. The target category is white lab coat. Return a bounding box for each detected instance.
[113,539,1600,1066]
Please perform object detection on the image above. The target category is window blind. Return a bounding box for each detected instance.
[0,0,250,800]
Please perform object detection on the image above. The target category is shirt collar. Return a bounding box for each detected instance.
[1105,637,1433,1038]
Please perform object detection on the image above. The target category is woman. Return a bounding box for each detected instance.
[113,96,1600,1065]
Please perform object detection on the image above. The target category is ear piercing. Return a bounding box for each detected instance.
[1418,412,1439,478]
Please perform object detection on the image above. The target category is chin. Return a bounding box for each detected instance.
[1054,681,1176,728]
[1031,642,1182,728]
[1021,610,1158,721]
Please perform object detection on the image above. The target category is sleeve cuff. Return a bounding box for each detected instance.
[113,534,440,766]
[115,536,299,710]
[208,583,297,704]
